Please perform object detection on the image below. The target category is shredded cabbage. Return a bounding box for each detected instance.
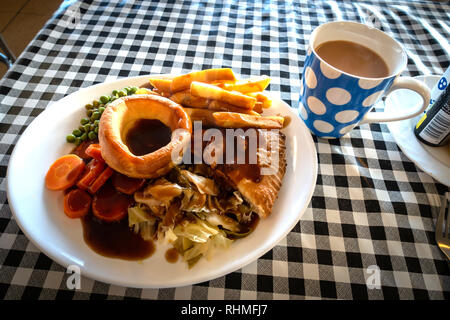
[183,242,210,261]
[164,227,178,243]
[128,206,157,240]
[128,206,153,226]
[145,178,183,201]
[205,212,241,232]
[173,218,219,243]
[180,170,218,196]
[211,233,234,249]
[127,167,256,268]
[181,191,207,213]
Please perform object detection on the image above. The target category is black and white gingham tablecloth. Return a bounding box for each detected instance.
[0,0,449,300]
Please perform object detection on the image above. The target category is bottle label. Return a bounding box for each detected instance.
[423,67,450,114]
[418,108,450,145]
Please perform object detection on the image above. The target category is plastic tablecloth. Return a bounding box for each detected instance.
[0,0,449,299]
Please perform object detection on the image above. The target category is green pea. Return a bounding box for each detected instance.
[91,111,101,120]
[86,109,93,117]
[92,100,100,108]
[72,129,82,137]
[100,95,110,104]
[78,125,85,133]
[80,133,87,141]
[129,86,138,94]
[88,131,97,140]
[118,89,127,97]
[85,103,93,110]
[98,106,105,114]
[112,89,119,96]
[94,127,99,134]
[66,134,76,143]
[83,124,91,132]
[94,120,100,126]
[90,124,95,131]
[74,137,81,146]
[80,118,90,125]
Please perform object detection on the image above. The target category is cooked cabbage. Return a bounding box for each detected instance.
[211,232,234,249]
[128,205,152,226]
[128,206,157,240]
[205,212,241,232]
[183,242,210,261]
[134,191,164,214]
[173,217,219,243]
[145,178,183,201]
[181,191,207,212]
[180,170,218,196]
[128,167,257,268]
[164,227,178,243]
[170,214,236,267]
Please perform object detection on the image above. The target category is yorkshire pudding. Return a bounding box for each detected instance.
[99,94,192,178]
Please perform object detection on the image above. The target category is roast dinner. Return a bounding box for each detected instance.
[44,68,288,267]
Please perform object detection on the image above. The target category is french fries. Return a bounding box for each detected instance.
[222,75,270,93]
[171,68,236,93]
[207,100,259,114]
[190,82,256,110]
[247,92,272,109]
[183,108,218,127]
[169,91,260,114]
[184,108,268,128]
[170,90,209,108]
[145,68,282,130]
[149,78,172,93]
[212,112,284,129]
[135,88,158,95]
[253,102,263,114]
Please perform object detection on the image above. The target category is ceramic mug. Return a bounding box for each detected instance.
[299,21,431,138]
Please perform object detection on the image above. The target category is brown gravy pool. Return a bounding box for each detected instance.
[165,247,179,263]
[125,119,172,156]
[81,214,155,260]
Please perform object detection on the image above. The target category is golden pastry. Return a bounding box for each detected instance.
[99,94,192,178]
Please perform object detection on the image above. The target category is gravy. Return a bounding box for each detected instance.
[165,248,179,263]
[125,119,172,156]
[82,213,155,260]
[81,182,154,260]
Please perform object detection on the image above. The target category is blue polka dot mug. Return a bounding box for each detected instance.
[299,21,430,138]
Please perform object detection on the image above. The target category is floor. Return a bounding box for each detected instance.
[0,0,63,79]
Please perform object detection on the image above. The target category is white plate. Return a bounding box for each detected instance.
[6,75,318,288]
[386,75,450,186]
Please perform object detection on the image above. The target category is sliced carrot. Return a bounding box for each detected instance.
[63,188,92,218]
[76,159,106,190]
[45,154,86,191]
[88,167,114,194]
[85,143,103,161]
[92,182,133,222]
[111,172,146,195]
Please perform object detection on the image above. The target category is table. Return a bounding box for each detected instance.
[0,0,449,300]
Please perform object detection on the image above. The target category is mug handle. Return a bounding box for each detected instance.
[360,77,430,124]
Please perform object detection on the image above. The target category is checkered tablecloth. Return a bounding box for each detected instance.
[0,0,449,300]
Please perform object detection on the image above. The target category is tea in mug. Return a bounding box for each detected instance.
[315,40,389,78]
